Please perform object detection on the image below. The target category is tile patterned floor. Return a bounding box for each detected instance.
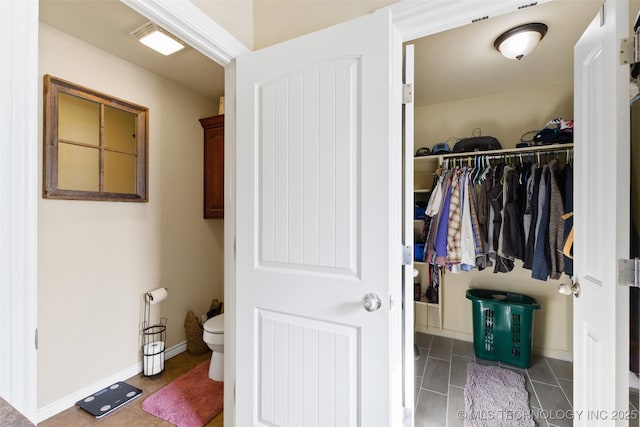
[415,332,640,427]
[38,350,223,426]
[415,332,574,427]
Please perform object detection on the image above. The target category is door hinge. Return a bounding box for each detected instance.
[620,21,640,65]
[402,83,413,104]
[35,328,38,350]
[402,245,412,265]
[619,258,640,287]
[403,407,413,427]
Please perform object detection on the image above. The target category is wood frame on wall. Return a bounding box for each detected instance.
[43,74,149,202]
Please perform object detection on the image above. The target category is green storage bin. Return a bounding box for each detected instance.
[465,288,541,368]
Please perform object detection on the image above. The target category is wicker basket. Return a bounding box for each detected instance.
[184,310,209,355]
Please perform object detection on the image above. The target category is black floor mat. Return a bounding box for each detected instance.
[75,382,142,418]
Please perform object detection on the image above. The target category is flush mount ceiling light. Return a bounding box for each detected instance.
[130,21,185,56]
[494,23,548,60]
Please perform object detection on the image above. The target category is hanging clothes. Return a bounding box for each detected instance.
[561,163,574,275]
[460,170,476,271]
[468,176,486,270]
[547,159,565,279]
[420,148,572,281]
[502,167,525,260]
[523,165,542,270]
[446,169,463,271]
[434,176,454,267]
[475,176,492,269]
[487,164,514,273]
[531,165,551,281]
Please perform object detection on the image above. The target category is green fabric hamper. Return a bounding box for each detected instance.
[465,288,541,368]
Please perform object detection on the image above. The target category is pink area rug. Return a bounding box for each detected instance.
[142,360,223,427]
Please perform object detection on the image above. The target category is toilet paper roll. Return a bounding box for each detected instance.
[146,288,167,305]
[143,341,165,376]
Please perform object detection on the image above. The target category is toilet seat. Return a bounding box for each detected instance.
[203,313,224,334]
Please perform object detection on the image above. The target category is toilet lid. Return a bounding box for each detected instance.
[203,313,224,333]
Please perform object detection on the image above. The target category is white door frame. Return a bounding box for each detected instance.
[0,0,39,423]
[119,2,247,425]
[0,0,564,424]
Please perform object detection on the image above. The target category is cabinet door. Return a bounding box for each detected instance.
[202,117,224,219]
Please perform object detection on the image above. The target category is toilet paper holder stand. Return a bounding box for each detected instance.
[142,289,167,377]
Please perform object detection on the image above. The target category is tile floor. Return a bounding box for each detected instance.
[38,350,223,426]
[0,397,34,427]
[415,332,640,427]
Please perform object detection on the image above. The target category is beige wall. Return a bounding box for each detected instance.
[414,82,574,359]
[439,268,573,360]
[38,23,222,407]
[414,83,574,151]
[252,0,396,49]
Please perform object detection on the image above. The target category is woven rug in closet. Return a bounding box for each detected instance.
[463,362,534,427]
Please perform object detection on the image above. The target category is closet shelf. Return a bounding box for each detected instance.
[414,188,432,194]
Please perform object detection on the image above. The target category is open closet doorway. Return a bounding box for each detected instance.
[399,0,637,424]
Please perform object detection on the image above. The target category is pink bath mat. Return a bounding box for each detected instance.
[142,360,223,427]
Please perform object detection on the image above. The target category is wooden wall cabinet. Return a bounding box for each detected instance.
[199,114,224,219]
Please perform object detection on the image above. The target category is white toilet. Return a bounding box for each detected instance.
[202,313,224,381]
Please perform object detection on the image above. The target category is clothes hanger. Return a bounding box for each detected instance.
[518,154,524,184]
[481,155,490,183]
[474,156,482,184]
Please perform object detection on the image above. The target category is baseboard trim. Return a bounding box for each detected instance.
[415,328,573,362]
[165,341,187,359]
[36,340,187,423]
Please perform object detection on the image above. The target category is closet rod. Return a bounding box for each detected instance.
[449,149,571,163]
[437,143,573,163]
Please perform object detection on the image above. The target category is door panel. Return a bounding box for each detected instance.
[258,59,359,274]
[573,0,630,422]
[236,9,400,427]
[257,310,357,426]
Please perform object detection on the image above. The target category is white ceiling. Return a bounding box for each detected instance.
[38,0,603,107]
[411,0,603,107]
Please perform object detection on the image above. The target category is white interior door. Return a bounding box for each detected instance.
[402,44,415,427]
[235,9,403,427]
[573,0,630,423]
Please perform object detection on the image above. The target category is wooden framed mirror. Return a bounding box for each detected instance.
[43,75,148,201]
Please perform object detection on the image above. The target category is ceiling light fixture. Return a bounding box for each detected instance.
[494,22,548,60]
[130,21,185,56]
